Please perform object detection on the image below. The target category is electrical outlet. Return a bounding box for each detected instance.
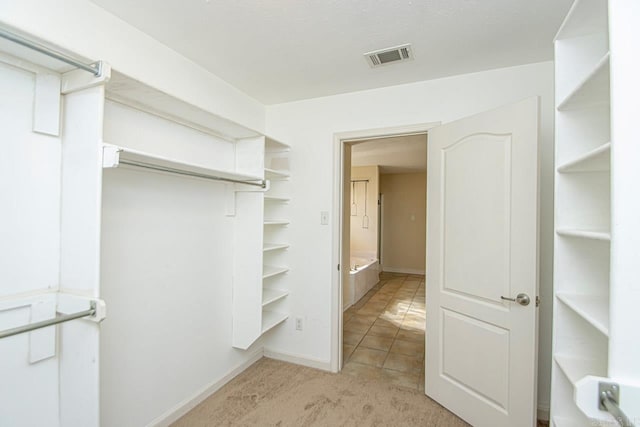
[295,317,303,331]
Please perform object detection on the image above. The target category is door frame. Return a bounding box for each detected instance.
[330,122,439,373]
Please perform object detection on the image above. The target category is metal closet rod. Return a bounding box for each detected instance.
[0,302,96,340]
[0,28,101,76]
[119,159,267,188]
[351,179,370,183]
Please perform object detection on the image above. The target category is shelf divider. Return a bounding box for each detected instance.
[557,53,610,111]
[556,229,611,241]
[261,311,288,333]
[263,265,289,280]
[262,288,289,306]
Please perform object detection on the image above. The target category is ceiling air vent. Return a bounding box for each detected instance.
[364,44,414,68]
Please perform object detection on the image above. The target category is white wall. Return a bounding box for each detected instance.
[0,61,61,426]
[99,103,264,426]
[265,61,555,412]
[0,0,265,133]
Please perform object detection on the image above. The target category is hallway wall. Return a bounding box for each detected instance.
[380,173,426,274]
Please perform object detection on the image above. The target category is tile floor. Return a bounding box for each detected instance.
[342,271,426,391]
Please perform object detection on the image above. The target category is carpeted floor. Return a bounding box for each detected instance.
[172,358,468,427]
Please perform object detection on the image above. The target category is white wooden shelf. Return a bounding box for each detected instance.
[556,228,610,241]
[265,136,290,152]
[554,0,609,41]
[554,354,607,386]
[557,293,609,336]
[262,265,289,279]
[262,288,289,306]
[102,143,263,182]
[264,219,290,226]
[557,142,610,173]
[106,72,261,141]
[261,310,288,333]
[263,243,290,252]
[264,195,291,202]
[265,168,290,180]
[557,53,610,111]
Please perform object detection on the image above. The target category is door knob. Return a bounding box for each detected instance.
[501,293,530,306]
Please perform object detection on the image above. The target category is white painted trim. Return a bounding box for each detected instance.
[537,404,550,422]
[331,122,439,374]
[264,348,332,372]
[147,348,264,427]
[381,267,426,275]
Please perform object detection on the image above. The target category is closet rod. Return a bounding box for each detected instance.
[119,159,267,188]
[351,179,370,183]
[0,302,96,340]
[0,28,101,76]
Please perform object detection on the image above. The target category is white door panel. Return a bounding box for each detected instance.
[426,97,539,427]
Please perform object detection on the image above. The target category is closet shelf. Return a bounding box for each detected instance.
[263,265,289,279]
[264,195,291,202]
[261,310,288,333]
[264,220,290,226]
[554,354,607,386]
[262,288,289,306]
[557,293,609,336]
[556,229,610,241]
[263,243,290,252]
[102,143,264,183]
[265,168,290,180]
[557,53,610,111]
[265,137,290,152]
[554,0,609,41]
[106,72,261,141]
[557,142,611,173]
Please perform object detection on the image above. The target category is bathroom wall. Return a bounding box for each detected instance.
[349,165,379,260]
[380,172,427,274]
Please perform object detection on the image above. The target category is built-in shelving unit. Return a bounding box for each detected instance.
[551,0,611,423]
[260,137,292,338]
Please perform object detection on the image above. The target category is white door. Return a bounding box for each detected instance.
[425,97,539,427]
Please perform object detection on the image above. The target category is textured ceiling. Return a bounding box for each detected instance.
[90,0,572,104]
[352,134,427,174]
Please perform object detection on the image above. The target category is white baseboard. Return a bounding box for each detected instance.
[382,267,425,275]
[264,348,332,372]
[537,403,550,421]
[148,348,264,427]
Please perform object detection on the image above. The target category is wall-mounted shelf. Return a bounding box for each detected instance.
[263,265,289,280]
[264,220,290,226]
[263,243,290,252]
[557,53,610,111]
[102,143,264,184]
[261,310,288,333]
[557,142,610,173]
[265,168,290,180]
[264,195,291,202]
[262,288,289,306]
[554,354,607,386]
[556,229,610,241]
[557,293,609,336]
[106,71,261,141]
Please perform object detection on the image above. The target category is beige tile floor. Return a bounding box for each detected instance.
[342,271,426,391]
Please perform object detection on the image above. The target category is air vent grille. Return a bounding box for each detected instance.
[364,44,413,68]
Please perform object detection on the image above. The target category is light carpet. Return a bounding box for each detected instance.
[172,358,468,427]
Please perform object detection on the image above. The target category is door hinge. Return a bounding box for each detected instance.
[337,264,340,271]
[536,296,540,307]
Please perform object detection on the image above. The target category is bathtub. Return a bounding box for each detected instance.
[343,254,379,309]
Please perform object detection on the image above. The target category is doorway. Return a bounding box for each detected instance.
[333,127,432,390]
